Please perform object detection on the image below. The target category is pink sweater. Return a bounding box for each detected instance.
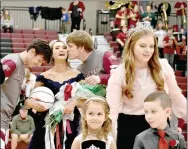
[106,59,187,123]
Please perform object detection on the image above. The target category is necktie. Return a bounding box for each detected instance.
[157,130,168,149]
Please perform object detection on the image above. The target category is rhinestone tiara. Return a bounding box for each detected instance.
[127,22,154,38]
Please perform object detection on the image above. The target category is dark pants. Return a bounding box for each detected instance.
[118,44,124,57]
[117,113,150,149]
[71,17,81,32]
[28,107,80,149]
[164,53,175,68]
[158,47,164,58]
[2,25,13,33]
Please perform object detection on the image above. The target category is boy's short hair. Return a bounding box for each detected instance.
[144,91,172,109]
[66,30,93,52]
[27,39,52,63]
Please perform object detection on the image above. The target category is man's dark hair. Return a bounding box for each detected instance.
[27,39,52,63]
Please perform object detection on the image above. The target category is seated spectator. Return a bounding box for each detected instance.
[163,27,175,68]
[141,5,155,27]
[11,106,35,149]
[173,28,187,55]
[114,4,127,28]
[127,4,140,29]
[116,24,127,56]
[1,10,14,33]
[154,20,167,58]
[181,28,187,55]
[133,91,186,149]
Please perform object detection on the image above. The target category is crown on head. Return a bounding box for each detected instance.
[127,22,154,38]
[85,96,106,104]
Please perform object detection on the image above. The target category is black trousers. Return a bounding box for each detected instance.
[71,17,81,32]
[158,47,164,58]
[2,25,13,33]
[117,113,150,149]
[28,107,80,149]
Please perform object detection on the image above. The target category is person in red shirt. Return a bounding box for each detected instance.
[68,0,85,32]
[114,5,127,28]
[174,1,187,29]
[116,25,127,56]
[163,27,175,68]
[127,4,140,29]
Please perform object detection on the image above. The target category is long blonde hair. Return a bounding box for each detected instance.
[3,10,11,20]
[122,30,164,99]
[81,97,112,141]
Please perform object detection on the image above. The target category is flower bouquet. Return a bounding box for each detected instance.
[45,82,97,130]
[45,82,98,149]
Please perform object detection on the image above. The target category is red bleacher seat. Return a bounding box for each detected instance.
[25,43,31,48]
[116,51,121,58]
[16,141,28,149]
[112,46,119,53]
[23,38,34,43]
[47,37,58,42]
[106,36,113,42]
[34,30,46,34]
[175,70,184,77]
[104,32,111,38]
[12,38,24,43]
[12,43,25,48]
[182,90,187,97]
[1,33,11,38]
[11,33,23,38]
[45,30,57,35]
[23,34,35,39]
[35,34,48,40]
[5,131,28,149]
[12,48,25,53]
[176,77,187,83]
[109,41,118,47]
[177,55,187,61]
[178,83,187,90]
[13,29,22,33]
[182,132,187,141]
[31,66,45,72]
[22,29,34,34]
[181,122,187,131]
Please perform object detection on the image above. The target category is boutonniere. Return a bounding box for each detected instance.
[169,139,179,149]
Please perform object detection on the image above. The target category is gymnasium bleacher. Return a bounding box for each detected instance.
[1,18,187,149]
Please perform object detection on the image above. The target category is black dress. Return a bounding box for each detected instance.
[28,73,84,149]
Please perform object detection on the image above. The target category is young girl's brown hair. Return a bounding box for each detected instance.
[81,97,112,141]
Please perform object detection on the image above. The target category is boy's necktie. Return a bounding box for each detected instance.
[157,130,168,149]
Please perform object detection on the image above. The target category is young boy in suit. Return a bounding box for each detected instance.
[133,91,186,149]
